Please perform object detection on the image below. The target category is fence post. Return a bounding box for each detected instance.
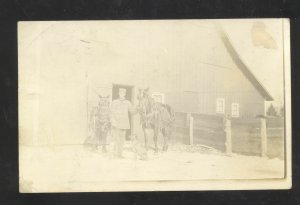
[260,117,267,157]
[225,116,232,155]
[189,113,194,145]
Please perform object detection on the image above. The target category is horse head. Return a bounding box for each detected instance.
[137,88,152,115]
[137,87,150,100]
[98,95,110,107]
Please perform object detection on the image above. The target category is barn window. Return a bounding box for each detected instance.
[231,103,240,117]
[216,98,225,114]
[152,93,165,104]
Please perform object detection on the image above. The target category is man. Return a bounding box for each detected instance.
[110,88,134,158]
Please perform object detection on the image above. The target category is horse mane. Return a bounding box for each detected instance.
[137,91,175,127]
[142,94,174,117]
[139,93,153,113]
[161,103,175,122]
[162,103,171,114]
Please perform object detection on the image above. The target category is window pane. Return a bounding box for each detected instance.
[231,103,239,117]
[216,98,225,114]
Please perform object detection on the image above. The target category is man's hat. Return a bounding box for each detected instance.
[119,88,127,92]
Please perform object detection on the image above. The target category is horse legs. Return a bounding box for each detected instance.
[95,127,101,150]
[101,129,107,153]
[162,128,169,151]
[153,126,159,153]
[143,127,148,151]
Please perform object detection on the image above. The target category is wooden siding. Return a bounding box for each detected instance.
[163,62,265,119]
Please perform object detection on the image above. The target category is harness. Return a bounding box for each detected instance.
[138,96,174,128]
[91,105,110,131]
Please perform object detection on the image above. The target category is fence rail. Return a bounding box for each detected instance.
[172,112,284,159]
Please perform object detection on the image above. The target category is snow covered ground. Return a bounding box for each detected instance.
[19,141,284,192]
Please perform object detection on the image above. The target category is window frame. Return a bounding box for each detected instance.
[231,102,240,118]
[216,98,225,114]
[152,92,165,104]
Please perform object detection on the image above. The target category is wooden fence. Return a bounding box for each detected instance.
[230,117,284,159]
[172,112,225,151]
[172,112,284,159]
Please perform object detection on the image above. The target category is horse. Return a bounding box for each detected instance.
[85,95,111,152]
[137,88,175,153]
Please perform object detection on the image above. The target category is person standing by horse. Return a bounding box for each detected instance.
[110,88,134,158]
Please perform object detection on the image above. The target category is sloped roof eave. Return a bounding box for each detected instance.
[217,26,274,101]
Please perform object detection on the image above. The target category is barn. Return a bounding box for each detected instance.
[85,23,274,146]
[19,21,274,151]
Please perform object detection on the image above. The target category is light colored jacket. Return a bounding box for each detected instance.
[110,99,133,129]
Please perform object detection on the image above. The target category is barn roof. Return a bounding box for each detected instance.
[218,26,274,101]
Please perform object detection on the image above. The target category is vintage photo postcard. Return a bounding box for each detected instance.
[18,19,291,192]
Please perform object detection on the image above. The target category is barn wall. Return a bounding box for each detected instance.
[19,27,90,146]
[19,21,268,146]
[162,61,265,120]
[164,92,199,113]
[149,33,267,120]
[179,59,266,119]
[222,61,266,119]
[38,81,87,145]
[33,54,265,146]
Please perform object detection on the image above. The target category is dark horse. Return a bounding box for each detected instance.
[137,88,175,152]
[85,95,110,152]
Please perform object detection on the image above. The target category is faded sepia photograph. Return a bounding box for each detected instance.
[18,19,291,192]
